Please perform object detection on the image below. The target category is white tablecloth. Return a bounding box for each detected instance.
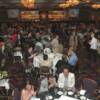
[30,97,40,100]
[58,95,79,100]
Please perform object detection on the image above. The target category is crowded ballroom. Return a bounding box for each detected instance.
[0,0,100,100]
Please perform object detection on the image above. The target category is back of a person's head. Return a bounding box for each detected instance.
[43,54,48,60]
[63,64,70,72]
[25,79,33,87]
[48,74,54,79]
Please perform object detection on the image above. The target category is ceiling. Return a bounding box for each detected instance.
[0,0,100,9]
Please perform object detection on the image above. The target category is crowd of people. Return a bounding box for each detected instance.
[0,22,100,100]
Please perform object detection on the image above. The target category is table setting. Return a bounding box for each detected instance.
[37,87,93,100]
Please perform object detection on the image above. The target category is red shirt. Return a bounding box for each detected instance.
[0,42,4,48]
[11,33,17,42]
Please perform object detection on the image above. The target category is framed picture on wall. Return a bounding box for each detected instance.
[20,11,39,20]
[8,9,19,18]
[69,9,79,18]
[48,11,66,21]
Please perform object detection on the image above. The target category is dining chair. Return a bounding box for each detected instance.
[82,78,97,96]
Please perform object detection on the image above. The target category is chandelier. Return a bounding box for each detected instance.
[21,0,35,8]
[68,0,80,6]
[59,0,80,8]
[91,4,100,9]
[59,0,91,8]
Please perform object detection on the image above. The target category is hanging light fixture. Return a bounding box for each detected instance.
[59,0,80,8]
[83,0,91,3]
[59,0,91,8]
[91,4,100,9]
[21,0,35,8]
[68,0,80,6]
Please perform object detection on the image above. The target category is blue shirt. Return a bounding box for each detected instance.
[68,53,78,66]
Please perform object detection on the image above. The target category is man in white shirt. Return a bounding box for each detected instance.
[58,67,75,91]
[89,33,98,50]
[89,33,98,61]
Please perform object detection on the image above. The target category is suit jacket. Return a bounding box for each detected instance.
[58,72,75,89]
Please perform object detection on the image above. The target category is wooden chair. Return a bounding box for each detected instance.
[39,66,50,76]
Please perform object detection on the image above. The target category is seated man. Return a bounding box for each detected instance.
[38,75,48,94]
[48,74,58,95]
[67,47,78,71]
[40,54,52,68]
[58,67,75,91]
[48,74,57,89]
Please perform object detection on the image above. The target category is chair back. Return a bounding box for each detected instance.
[39,66,50,75]
[13,56,21,63]
[83,78,97,96]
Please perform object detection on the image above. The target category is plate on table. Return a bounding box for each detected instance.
[30,97,40,100]
[79,90,86,95]
[79,96,86,100]
[57,91,63,95]
[46,95,53,100]
[48,96,53,100]
[67,91,74,96]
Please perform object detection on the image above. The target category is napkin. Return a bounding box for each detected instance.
[59,95,79,100]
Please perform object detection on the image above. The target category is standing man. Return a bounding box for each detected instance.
[89,33,98,62]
